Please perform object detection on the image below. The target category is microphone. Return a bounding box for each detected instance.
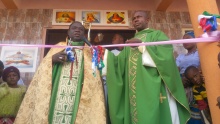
[82,36,92,47]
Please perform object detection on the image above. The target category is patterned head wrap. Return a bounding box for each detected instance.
[184,31,195,38]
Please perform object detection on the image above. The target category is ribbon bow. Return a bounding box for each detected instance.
[92,46,105,76]
[198,11,220,32]
[65,47,75,62]
[198,15,217,32]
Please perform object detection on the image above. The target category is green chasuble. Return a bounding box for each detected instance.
[49,41,84,124]
[106,29,190,124]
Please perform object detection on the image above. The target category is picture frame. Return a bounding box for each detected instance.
[103,10,129,26]
[79,10,103,25]
[181,28,193,35]
[0,46,38,72]
[52,9,78,25]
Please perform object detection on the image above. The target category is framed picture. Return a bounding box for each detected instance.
[52,9,78,25]
[79,10,103,25]
[103,10,129,26]
[181,28,193,35]
[0,46,38,72]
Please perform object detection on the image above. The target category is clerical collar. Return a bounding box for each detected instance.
[144,28,150,30]
[68,40,84,46]
[136,28,150,33]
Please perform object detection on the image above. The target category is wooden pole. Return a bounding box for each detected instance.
[186,0,220,123]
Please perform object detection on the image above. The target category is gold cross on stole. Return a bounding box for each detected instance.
[160,93,166,103]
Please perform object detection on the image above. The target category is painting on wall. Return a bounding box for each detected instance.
[80,11,102,25]
[52,9,78,25]
[181,28,193,35]
[103,10,129,26]
[0,46,38,72]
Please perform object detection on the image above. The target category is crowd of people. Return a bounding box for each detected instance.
[175,31,212,123]
[0,10,219,124]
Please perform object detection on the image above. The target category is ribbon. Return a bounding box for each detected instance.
[91,46,105,77]
[198,11,220,32]
[203,11,220,18]
[92,47,98,76]
[198,15,218,32]
[65,47,76,80]
[1,31,219,77]
[97,46,105,74]
[65,47,75,62]
[0,31,219,48]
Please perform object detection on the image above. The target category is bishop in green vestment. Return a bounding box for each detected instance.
[14,22,106,124]
[106,11,190,124]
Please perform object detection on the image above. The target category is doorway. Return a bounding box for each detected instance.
[44,29,136,56]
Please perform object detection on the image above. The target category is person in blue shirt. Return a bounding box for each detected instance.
[176,31,200,76]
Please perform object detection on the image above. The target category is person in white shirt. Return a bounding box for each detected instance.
[111,34,125,56]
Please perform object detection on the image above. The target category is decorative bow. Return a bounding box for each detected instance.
[92,46,105,76]
[65,47,75,62]
[198,11,220,32]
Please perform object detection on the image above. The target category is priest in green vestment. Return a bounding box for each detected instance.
[14,21,106,124]
[105,11,190,124]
